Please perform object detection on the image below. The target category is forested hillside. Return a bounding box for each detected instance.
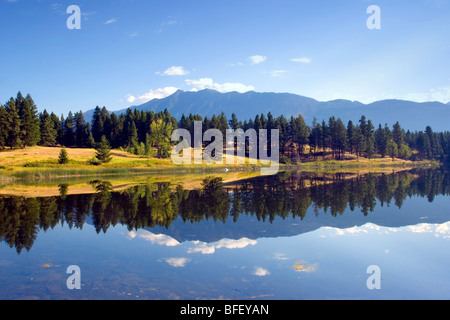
[1,92,449,162]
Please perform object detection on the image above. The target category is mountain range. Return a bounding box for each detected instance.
[85,90,450,132]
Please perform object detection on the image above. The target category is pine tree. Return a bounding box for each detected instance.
[101,107,112,140]
[16,93,40,147]
[375,124,390,158]
[63,112,75,147]
[110,113,123,148]
[39,110,57,146]
[91,106,104,143]
[365,120,375,159]
[276,115,289,155]
[25,94,41,146]
[347,120,355,154]
[354,126,366,160]
[5,98,22,149]
[58,148,69,164]
[334,118,348,160]
[0,105,10,149]
[229,113,242,130]
[392,122,405,147]
[95,135,112,163]
[292,115,310,156]
[309,118,322,157]
[416,132,432,159]
[51,113,63,146]
[127,121,139,153]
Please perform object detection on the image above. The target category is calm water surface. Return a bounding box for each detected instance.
[0,169,449,300]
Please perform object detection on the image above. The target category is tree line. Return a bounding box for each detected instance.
[1,169,448,254]
[1,91,449,161]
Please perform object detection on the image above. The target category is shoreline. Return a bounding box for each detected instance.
[0,146,440,186]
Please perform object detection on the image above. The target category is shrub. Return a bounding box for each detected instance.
[88,157,101,166]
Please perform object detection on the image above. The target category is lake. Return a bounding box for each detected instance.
[0,168,449,300]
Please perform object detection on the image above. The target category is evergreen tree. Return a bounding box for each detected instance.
[127,121,139,152]
[16,92,40,147]
[229,113,242,130]
[24,94,41,147]
[218,111,229,135]
[375,124,390,158]
[291,115,310,156]
[0,105,10,149]
[110,113,123,148]
[39,110,57,146]
[354,126,366,160]
[347,120,355,154]
[51,112,63,146]
[321,119,328,153]
[276,115,289,155]
[5,98,22,149]
[392,122,405,147]
[365,120,375,159]
[58,148,69,164]
[101,107,112,140]
[74,111,88,147]
[95,135,112,163]
[309,118,322,157]
[416,132,432,159]
[426,126,444,159]
[91,106,104,143]
[63,112,75,147]
[334,118,348,160]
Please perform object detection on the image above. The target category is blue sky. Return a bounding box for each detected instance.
[1,0,449,115]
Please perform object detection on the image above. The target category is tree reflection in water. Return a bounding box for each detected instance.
[0,169,448,254]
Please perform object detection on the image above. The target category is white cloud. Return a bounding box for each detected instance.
[185,78,255,93]
[249,55,267,65]
[323,222,450,239]
[125,94,136,103]
[160,66,189,76]
[128,230,180,247]
[164,257,191,268]
[270,70,287,78]
[329,225,369,236]
[253,267,270,276]
[408,222,450,239]
[215,238,257,249]
[126,87,179,104]
[104,18,116,25]
[291,57,312,64]
[188,242,216,255]
[402,86,450,103]
[187,238,257,255]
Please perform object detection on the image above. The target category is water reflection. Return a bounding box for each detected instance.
[0,169,449,254]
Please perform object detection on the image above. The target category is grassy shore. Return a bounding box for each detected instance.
[0,146,439,197]
[0,146,439,181]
